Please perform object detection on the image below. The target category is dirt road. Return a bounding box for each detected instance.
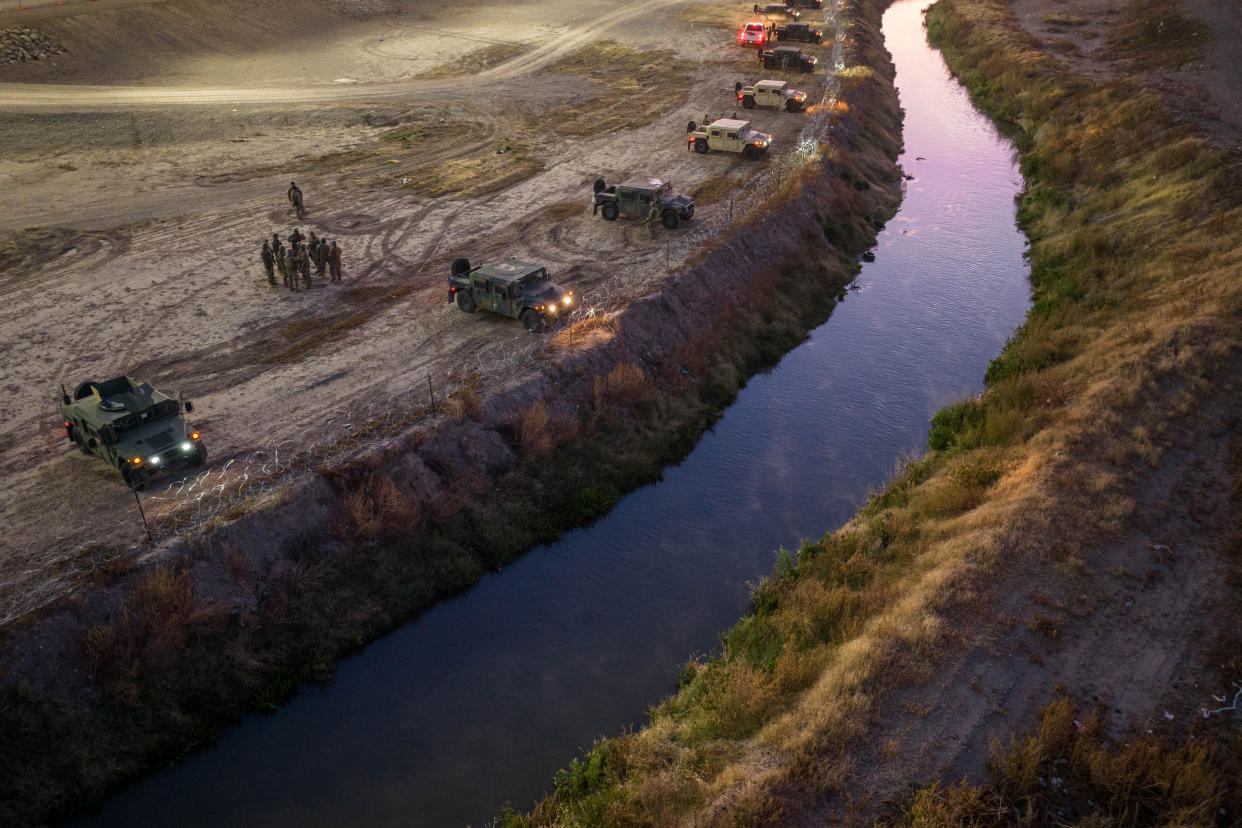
[0,0,841,623]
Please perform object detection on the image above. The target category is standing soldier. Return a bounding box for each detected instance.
[271,232,283,258]
[313,238,328,278]
[287,181,304,219]
[284,246,299,291]
[276,241,291,286]
[288,227,304,251]
[328,240,342,282]
[297,242,312,288]
[260,240,276,285]
[645,199,659,239]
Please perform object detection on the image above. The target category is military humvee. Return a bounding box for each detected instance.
[736,79,809,112]
[448,257,573,331]
[774,21,823,43]
[60,376,205,489]
[592,177,695,229]
[754,2,799,19]
[758,45,818,73]
[687,118,773,160]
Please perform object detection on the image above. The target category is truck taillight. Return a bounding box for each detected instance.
[191,432,200,440]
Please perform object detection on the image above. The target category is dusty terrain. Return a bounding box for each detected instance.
[0,0,844,624]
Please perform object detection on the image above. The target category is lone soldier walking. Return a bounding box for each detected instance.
[287,181,304,219]
[645,199,659,238]
[284,246,299,291]
[260,240,276,285]
[328,240,342,281]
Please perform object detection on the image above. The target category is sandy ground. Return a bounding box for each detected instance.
[0,0,845,623]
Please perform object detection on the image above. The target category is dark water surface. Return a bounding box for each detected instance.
[78,2,1029,825]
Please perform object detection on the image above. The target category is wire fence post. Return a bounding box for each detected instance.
[427,373,436,416]
[132,485,152,542]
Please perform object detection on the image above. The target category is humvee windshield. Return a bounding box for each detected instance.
[111,399,180,434]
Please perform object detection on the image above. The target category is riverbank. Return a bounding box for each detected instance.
[509,0,1242,823]
[0,4,907,825]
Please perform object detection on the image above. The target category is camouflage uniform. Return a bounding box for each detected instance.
[260,241,275,285]
[645,200,659,238]
[284,248,299,291]
[297,244,311,288]
[327,240,342,282]
[288,228,304,251]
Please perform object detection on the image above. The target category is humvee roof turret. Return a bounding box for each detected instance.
[447,257,573,331]
[60,375,205,489]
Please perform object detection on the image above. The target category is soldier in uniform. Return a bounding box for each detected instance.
[287,181,304,219]
[328,240,342,282]
[260,240,275,285]
[288,227,304,251]
[297,242,312,288]
[284,246,299,291]
[645,199,659,238]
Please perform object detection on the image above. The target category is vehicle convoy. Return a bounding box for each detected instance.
[60,376,205,489]
[736,79,809,112]
[737,20,773,46]
[754,2,799,20]
[448,258,572,331]
[592,177,695,228]
[774,21,823,43]
[758,45,818,73]
[687,118,773,160]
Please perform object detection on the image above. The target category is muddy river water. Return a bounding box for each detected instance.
[77,1,1030,824]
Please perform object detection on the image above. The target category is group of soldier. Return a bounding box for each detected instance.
[260,228,343,290]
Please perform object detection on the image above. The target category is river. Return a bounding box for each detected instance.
[77,1,1029,824]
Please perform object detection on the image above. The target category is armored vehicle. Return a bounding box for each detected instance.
[754,2,799,19]
[758,45,818,73]
[736,79,809,112]
[448,258,572,331]
[774,21,823,43]
[687,118,772,160]
[60,376,205,489]
[592,177,695,229]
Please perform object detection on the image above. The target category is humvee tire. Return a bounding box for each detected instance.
[743,144,761,160]
[456,291,477,313]
[74,381,96,401]
[601,202,620,221]
[520,309,541,331]
[593,178,607,194]
[693,140,709,154]
[786,98,802,112]
[122,467,146,491]
[661,211,679,229]
[189,445,207,466]
[451,257,472,278]
[742,95,756,109]
[686,120,697,133]
[776,31,785,40]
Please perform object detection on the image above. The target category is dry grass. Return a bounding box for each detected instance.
[417,42,531,79]
[537,41,697,136]
[336,474,424,541]
[443,385,484,423]
[894,697,1238,825]
[593,362,650,411]
[520,400,554,458]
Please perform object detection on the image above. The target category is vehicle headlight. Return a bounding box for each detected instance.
[149,455,161,465]
[181,441,193,452]
[563,296,572,307]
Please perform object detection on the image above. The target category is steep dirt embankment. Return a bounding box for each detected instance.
[0,5,905,825]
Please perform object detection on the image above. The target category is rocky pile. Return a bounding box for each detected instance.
[0,26,66,66]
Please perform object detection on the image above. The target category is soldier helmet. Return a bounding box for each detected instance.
[331,240,337,247]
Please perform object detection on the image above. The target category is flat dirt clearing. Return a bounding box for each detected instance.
[0,0,841,623]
